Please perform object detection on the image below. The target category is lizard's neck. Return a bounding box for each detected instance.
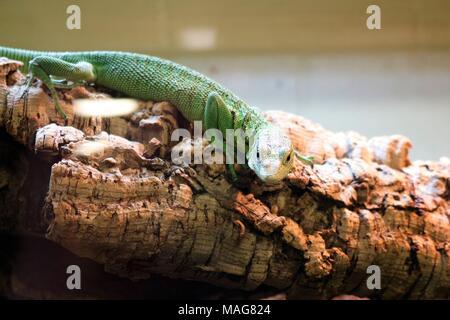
[241,108,270,135]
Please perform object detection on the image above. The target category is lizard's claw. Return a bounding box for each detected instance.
[295,151,314,167]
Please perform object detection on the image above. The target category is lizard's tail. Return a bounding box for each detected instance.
[0,46,57,72]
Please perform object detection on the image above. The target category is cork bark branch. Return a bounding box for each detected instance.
[0,58,448,299]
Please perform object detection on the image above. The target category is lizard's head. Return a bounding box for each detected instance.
[247,126,294,184]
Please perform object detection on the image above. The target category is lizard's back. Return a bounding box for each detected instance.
[0,47,266,128]
[75,51,230,120]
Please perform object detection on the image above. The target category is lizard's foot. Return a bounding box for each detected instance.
[239,162,250,171]
[18,75,34,102]
[53,97,68,121]
[226,164,239,183]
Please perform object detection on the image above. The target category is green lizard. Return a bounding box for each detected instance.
[0,46,312,183]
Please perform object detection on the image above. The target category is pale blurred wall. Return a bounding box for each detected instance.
[0,0,449,160]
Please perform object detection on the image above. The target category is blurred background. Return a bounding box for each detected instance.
[0,0,449,160]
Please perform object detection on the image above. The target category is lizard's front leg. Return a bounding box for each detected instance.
[26,56,96,120]
[203,92,237,182]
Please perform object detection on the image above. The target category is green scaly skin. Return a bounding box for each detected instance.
[0,46,312,183]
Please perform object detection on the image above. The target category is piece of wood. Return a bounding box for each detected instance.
[0,58,448,299]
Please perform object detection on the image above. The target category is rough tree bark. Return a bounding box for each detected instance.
[0,58,448,299]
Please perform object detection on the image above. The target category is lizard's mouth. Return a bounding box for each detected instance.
[250,158,290,184]
[258,160,281,178]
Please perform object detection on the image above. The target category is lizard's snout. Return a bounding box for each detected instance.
[255,159,284,183]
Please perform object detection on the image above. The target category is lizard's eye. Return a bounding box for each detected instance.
[284,151,292,164]
[286,153,291,162]
[256,151,260,159]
